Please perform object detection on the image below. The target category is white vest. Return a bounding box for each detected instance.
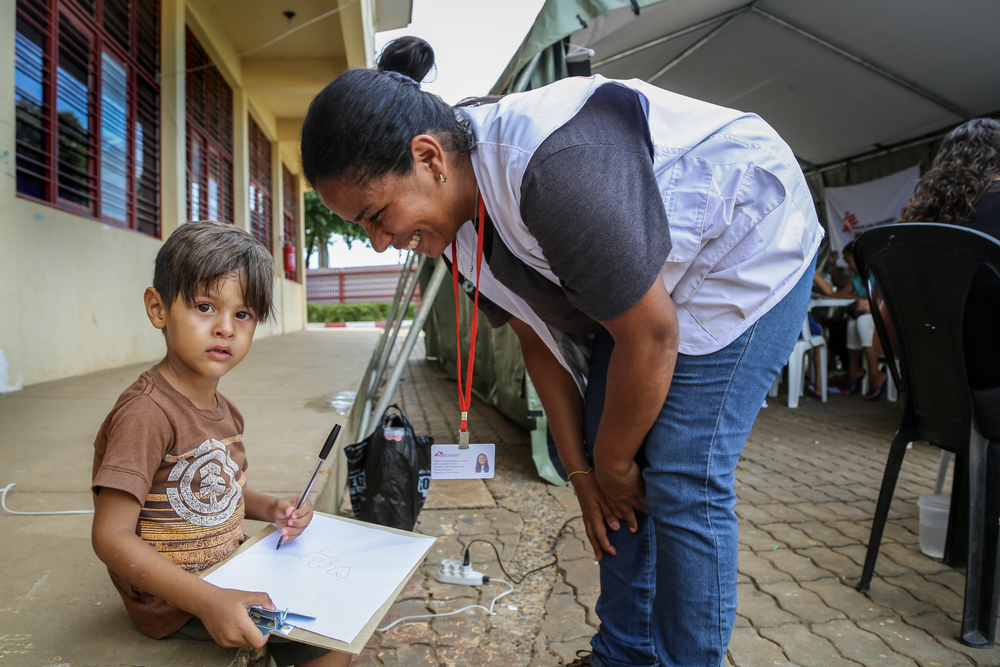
[454,76,824,394]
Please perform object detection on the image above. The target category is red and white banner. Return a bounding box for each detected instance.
[825,165,920,250]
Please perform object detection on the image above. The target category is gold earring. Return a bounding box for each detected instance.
[438,174,447,183]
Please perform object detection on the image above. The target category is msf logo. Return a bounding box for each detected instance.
[841,211,860,235]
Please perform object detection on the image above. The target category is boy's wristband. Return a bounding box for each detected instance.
[566,467,594,480]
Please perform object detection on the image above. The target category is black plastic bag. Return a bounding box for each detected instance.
[344,405,433,531]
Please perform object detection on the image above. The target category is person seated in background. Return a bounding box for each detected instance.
[829,243,888,400]
[813,259,850,385]
[798,270,838,398]
[898,118,1000,429]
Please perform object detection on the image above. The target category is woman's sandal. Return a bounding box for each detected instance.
[843,371,866,395]
[864,380,888,401]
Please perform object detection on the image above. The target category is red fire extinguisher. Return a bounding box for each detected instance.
[283,243,296,273]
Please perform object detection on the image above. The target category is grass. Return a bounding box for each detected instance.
[307,302,417,323]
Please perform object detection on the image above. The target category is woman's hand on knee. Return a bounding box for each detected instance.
[594,459,647,533]
[571,473,620,561]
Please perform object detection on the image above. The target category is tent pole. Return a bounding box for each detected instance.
[512,52,543,93]
[648,5,752,83]
[365,258,449,439]
[372,254,426,395]
[752,7,971,121]
[593,5,748,69]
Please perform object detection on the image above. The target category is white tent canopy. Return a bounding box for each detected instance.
[498,0,1000,171]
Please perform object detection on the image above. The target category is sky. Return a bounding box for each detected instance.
[308,0,547,269]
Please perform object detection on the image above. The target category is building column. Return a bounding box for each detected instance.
[159,0,187,239]
[339,0,376,68]
[298,176,307,324]
[231,89,249,233]
[0,0,23,386]
[271,135,285,333]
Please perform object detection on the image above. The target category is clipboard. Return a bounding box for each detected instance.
[199,511,431,655]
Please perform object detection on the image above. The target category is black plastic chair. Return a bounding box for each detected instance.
[853,223,1000,648]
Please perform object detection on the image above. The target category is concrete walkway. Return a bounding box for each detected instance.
[363,355,1000,667]
[2,329,998,666]
[0,329,378,666]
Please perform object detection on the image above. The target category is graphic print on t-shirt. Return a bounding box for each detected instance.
[166,437,243,526]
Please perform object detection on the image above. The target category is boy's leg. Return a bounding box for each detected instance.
[583,329,658,667]
[267,637,342,667]
[643,267,812,667]
[294,649,352,667]
[167,616,347,667]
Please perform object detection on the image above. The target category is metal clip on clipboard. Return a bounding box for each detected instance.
[248,606,315,637]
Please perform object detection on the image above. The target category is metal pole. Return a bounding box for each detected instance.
[648,7,749,83]
[801,128,952,178]
[365,258,448,438]
[350,252,414,442]
[366,252,414,387]
[593,6,748,69]
[374,254,425,391]
[355,254,418,441]
[512,52,542,93]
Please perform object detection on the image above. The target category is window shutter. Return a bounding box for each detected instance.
[14,0,161,237]
[248,115,273,252]
[185,28,234,224]
[14,0,52,201]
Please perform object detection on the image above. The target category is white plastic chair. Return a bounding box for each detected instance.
[769,316,828,408]
[887,358,901,402]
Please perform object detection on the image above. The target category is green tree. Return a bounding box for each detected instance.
[304,190,370,267]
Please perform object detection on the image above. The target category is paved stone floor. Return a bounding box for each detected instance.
[351,353,1000,667]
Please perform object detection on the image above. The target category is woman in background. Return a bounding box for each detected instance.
[898,118,1000,422]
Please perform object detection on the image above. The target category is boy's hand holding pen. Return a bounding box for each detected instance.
[272,494,315,545]
[275,423,341,550]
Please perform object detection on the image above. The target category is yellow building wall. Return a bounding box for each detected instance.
[0,0,307,387]
[7,205,168,385]
[1,0,24,387]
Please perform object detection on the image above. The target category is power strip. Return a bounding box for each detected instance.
[435,558,487,586]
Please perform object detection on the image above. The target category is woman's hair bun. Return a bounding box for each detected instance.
[376,36,435,83]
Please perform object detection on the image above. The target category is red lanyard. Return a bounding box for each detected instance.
[451,193,486,446]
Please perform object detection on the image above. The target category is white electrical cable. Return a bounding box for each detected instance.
[1,483,94,515]
[376,579,514,632]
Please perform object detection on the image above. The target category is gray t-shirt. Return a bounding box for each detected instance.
[469,83,672,334]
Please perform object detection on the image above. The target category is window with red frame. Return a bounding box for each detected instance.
[14,0,161,237]
[282,164,299,282]
[247,115,272,252]
[185,28,233,224]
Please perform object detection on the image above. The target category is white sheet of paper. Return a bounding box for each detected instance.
[431,443,496,479]
[204,514,435,643]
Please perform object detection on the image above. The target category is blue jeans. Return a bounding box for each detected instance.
[583,267,813,667]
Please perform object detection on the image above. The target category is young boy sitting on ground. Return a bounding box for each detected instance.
[91,221,350,667]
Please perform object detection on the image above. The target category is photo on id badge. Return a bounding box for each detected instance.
[431,443,496,479]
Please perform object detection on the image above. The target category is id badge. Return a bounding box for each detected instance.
[431,443,496,479]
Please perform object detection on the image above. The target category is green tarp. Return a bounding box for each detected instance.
[492,0,666,94]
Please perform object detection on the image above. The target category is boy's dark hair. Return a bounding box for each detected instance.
[153,220,275,322]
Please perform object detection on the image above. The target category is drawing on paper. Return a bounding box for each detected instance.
[300,548,352,578]
[258,548,354,578]
[203,514,436,644]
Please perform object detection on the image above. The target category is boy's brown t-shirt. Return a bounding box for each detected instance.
[92,365,248,638]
